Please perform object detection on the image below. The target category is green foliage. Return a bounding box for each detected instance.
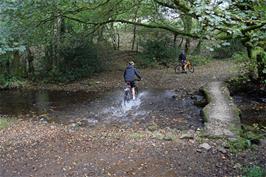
[58,38,103,82]
[0,117,12,129]
[136,38,176,68]
[232,52,249,63]
[36,36,104,83]
[226,75,251,93]
[228,124,265,153]
[243,165,266,177]
[135,54,156,68]
[1,0,265,81]
[0,74,23,89]
[129,132,146,140]
[188,55,211,66]
[228,136,252,152]
[212,40,245,59]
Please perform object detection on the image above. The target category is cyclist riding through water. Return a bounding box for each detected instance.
[123,61,141,100]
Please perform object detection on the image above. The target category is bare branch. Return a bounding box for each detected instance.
[62,15,201,39]
[241,22,266,33]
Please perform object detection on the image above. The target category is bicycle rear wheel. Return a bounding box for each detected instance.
[175,64,182,74]
[187,64,194,73]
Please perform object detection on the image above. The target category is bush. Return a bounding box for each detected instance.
[135,53,157,68]
[213,39,245,59]
[136,38,177,68]
[243,165,266,177]
[188,55,211,66]
[0,117,12,129]
[36,35,105,82]
[57,39,102,82]
[231,52,249,63]
[228,124,265,153]
[0,74,23,89]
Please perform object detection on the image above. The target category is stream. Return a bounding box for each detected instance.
[0,89,204,130]
[233,93,266,126]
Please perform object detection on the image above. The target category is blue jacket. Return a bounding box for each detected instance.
[124,65,141,82]
[179,53,186,61]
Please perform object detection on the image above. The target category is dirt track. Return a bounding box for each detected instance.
[0,60,265,177]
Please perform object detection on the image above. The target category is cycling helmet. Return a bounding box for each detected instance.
[129,61,135,65]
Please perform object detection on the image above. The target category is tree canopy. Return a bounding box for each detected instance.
[0,0,265,82]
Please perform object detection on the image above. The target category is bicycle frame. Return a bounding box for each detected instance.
[175,60,194,73]
[123,80,140,103]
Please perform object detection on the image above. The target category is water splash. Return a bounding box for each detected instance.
[120,92,144,112]
[101,92,147,119]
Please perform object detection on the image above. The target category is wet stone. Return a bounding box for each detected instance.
[217,146,227,154]
[199,143,212,150]
[180,130,195,139]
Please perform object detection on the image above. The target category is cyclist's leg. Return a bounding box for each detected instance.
[181,60,186,72]
[130,81,136,100]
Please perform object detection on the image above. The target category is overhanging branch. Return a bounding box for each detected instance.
[62,15,201,39]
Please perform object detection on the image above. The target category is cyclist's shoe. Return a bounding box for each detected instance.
[133,96,136,100]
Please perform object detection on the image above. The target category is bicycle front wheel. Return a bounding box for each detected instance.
[175,64,182,74]
[187,64,194,73]
[124,90,131,103]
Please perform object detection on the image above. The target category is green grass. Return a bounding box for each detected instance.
[228,124,265,153]
[129,132,146,140]
[243,165,266,177]
[0,118,11,129]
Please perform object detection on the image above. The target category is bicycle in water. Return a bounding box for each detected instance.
[123,79,140,104]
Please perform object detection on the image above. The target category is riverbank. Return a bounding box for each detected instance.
[1,119,265,176]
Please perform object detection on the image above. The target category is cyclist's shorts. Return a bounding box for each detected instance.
[181,59,186,65]
[126,81,136,88]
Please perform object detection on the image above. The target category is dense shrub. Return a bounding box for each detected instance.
[187,55,211,66]
[231,52,249,62]
[58,39,102,82]
[136,38,177,68]
[213,39,245,59]
[243,165,266,177]
[0,74,23,89]
[36,35,105,82]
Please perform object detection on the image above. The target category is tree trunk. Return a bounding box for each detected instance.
[132,25,137,51]
[178,38,183,48]
[27,47,34,77]
[52,12,63,70]
[12,51,21,76]
[182,15,192,54]
[173,34,177,48]
[193,40,202,54]
[247,47,252,58]
[117,32,120,50]
[185,38,191,55]
[110,24,119,50]
[131,0,141,51]
[256,53,266,81]
[6,58,10,75]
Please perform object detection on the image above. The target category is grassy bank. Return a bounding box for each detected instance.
[0,117,13,129]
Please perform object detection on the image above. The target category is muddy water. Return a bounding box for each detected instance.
[233,93,266,126]
[0,89,204,130]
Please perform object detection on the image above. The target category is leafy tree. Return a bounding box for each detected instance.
[1,0,265,82]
